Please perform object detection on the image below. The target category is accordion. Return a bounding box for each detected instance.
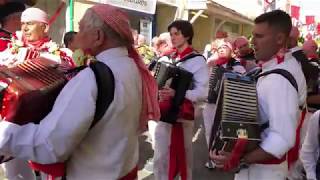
[154,61,193,123]
[208,65,225,104]
[210,72,261,152]
[0,58,67,124]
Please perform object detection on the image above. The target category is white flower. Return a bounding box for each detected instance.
[48,42,59,53]
[15,40,24,47]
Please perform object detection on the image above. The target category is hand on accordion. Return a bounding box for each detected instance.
[210,138,248,171]
[159,86,175,102]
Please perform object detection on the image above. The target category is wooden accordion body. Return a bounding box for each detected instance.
[0,58,67,124]
[210,72,261,152]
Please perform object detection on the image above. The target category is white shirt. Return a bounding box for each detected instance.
[158,54,209,103]
[290,46,302,54]
[0,47,142,179]
[257,52,307,159]
[300,110,320,180]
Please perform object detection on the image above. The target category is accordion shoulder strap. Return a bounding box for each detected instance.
[173,53,205,65]
[256,68,298,92]
[257,68,298,131]
[89,61,115,129]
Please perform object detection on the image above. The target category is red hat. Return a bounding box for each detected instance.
[233,36,249,49]
[90,4,160,128]
[215,30,228,39]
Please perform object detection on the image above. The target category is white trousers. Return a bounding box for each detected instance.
[287,110,313,180]
[235,162,288,180]
[148,120,158,150]
[1,159,35,180]
[153,121,194,180]
[202,103,217,147]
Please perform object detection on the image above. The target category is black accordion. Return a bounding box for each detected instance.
[208,66,225,103]
[210,72,261,152]
[154,61,193,123]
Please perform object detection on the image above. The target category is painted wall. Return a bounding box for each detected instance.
[191,15,214,52]
[211,0,264,19]
[155,4,177,35]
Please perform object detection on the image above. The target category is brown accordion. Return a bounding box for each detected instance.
[0,58,67,125]
[209,72,261,152]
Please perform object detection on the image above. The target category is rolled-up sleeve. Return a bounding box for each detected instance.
[300,111,320,180]
[0,68,97,164]
[258,74,299,158]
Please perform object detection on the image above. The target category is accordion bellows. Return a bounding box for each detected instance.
[220,73,261,141]
[0,58,67,124]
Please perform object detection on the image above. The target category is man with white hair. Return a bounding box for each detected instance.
[0,4,160,180]
[0,7,74,67]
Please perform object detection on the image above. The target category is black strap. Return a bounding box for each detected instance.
[172,53,205,65]
[256,68,298,92]
[89,61,115,129]
[257,68,298,131]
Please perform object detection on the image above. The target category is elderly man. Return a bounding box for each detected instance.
[0,4,160,180]
[0,2,25,51]
[211,10,307,180]
[0,7,74,67]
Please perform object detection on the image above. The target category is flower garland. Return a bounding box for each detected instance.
[6,32,76,68]
[8,33,61,57]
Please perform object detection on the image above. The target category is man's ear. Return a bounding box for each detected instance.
[43,24,49,34]
[94,29,105,47]
[275,32,287,47]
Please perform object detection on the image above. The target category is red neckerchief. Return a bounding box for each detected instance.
[172,46,194,60]
[257,48,288,67]
[308,54,319,60]
[160,48,175,57]
[23,36,51,50]
[214,57,230,66]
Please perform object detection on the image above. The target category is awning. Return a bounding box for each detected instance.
[187,0,254,25]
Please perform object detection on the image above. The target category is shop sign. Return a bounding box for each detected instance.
[88,0,157,14]
[186,0,207,9]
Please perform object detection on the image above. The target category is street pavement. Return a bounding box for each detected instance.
[138,106,234,180]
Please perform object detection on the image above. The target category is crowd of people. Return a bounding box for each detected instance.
[0,1,318,180]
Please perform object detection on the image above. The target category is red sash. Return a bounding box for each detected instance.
[259,108,307,168]
[169,123,187,180]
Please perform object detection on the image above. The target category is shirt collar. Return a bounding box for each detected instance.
[290,46,301,53]
[96,47,128,63]
[260,51,293,72]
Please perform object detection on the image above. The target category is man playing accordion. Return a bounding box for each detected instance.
[211,10,307,180]
[0,7,75,68]
[0,7,75,180]
[153,20,208,180]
